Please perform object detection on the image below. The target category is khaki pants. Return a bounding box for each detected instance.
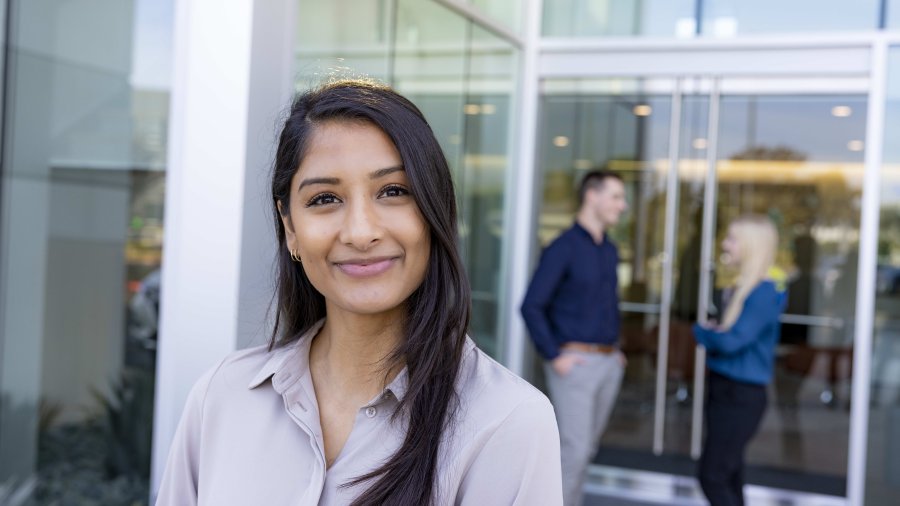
[545,351,624,506]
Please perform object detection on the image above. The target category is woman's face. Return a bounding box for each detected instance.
[721,224,742,266]
[280,121,431,317]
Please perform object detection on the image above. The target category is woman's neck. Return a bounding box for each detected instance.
[309,306,405,401]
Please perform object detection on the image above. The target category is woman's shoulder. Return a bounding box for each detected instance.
[187,341,295,405]
[752,279,784,298]
[445,340,559,481]
[455,339,554,423]
[748,279,787,312]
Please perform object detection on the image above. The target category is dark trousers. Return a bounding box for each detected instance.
[698,371,767,506]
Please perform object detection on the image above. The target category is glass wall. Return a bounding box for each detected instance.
[293,0,393,85]
[0,0,172,503]
[295,0,518,357]
[700,0,881,36]
[465,0,523,34]
[543,0,696,38]
[865,45,900,505]
[543,0,887,38]
[889,1,900,29]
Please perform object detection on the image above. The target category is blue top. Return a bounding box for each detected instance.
[692,280,787,385]
[521,222,620,360]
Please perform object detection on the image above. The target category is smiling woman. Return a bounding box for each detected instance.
[154,80,563,506]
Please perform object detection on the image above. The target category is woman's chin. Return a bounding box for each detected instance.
[332,297,406,317]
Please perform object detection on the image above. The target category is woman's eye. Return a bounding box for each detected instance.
[306,193,339,207]
[380,185,409,198]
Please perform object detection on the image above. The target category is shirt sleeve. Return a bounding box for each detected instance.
[520,241,569,360]
[692,285,778,355]
[455,396,563,506]
[155,369,215,506]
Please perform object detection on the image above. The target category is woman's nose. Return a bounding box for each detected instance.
[339,199,383,250]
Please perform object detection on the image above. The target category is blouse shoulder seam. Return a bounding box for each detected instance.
[197,356,234,428]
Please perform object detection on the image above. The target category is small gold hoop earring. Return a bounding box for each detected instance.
[290,249,302,263]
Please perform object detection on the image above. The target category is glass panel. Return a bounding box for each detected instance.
[702,0,881,37]
[712,93,866,495]
[890,1,900,29]
[394,0,468,180]
[0,0,172,503]
[542,0,697,38]
[457,26,515,358]
[295,0,393,84]
[865,46,900,505]
[468,0,522,34]
[536,79,674,456]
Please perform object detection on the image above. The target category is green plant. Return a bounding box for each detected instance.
[37,398,62,433]
[90,368,156,479]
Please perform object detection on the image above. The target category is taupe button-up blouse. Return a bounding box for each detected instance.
[156,321,563,505]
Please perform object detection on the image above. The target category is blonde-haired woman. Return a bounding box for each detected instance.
[693,215,786,506]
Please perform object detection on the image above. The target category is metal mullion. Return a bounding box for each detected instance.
[502,0,542,376]
[847,36,887,506]
[691,76,721,459]
[540,33,880,53]
[652,78,683,455]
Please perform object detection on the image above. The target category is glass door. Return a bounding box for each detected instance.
[536,75,867,497]
[537,78,676,459]
[696,82,866,496]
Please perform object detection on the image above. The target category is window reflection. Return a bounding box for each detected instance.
[0,0,172,503]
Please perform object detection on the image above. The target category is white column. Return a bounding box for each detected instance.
[502,0,543,376]
[150,0,294,495]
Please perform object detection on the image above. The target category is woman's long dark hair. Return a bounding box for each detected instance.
[270,79,471,505]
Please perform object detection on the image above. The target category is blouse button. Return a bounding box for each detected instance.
[365,406,377,418]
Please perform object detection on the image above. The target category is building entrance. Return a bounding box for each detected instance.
[535,76,868,497]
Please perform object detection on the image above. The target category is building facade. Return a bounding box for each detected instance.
[0,1,899,504]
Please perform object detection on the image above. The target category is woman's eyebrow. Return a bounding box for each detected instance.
[298,176,339,191]
[298,166,403,190]
[370,166,404,179]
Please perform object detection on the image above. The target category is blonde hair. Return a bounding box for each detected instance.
[720,215,779,329]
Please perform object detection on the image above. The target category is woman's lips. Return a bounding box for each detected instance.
[335,258,396,277]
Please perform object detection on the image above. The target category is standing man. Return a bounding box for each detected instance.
[521,170,628,506]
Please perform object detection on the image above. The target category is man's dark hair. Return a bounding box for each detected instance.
[270,79,471,506]
[578,169,623,206]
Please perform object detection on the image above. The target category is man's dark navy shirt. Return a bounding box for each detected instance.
[521,222,620,360]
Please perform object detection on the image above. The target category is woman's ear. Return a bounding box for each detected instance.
[277,200,297,244]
